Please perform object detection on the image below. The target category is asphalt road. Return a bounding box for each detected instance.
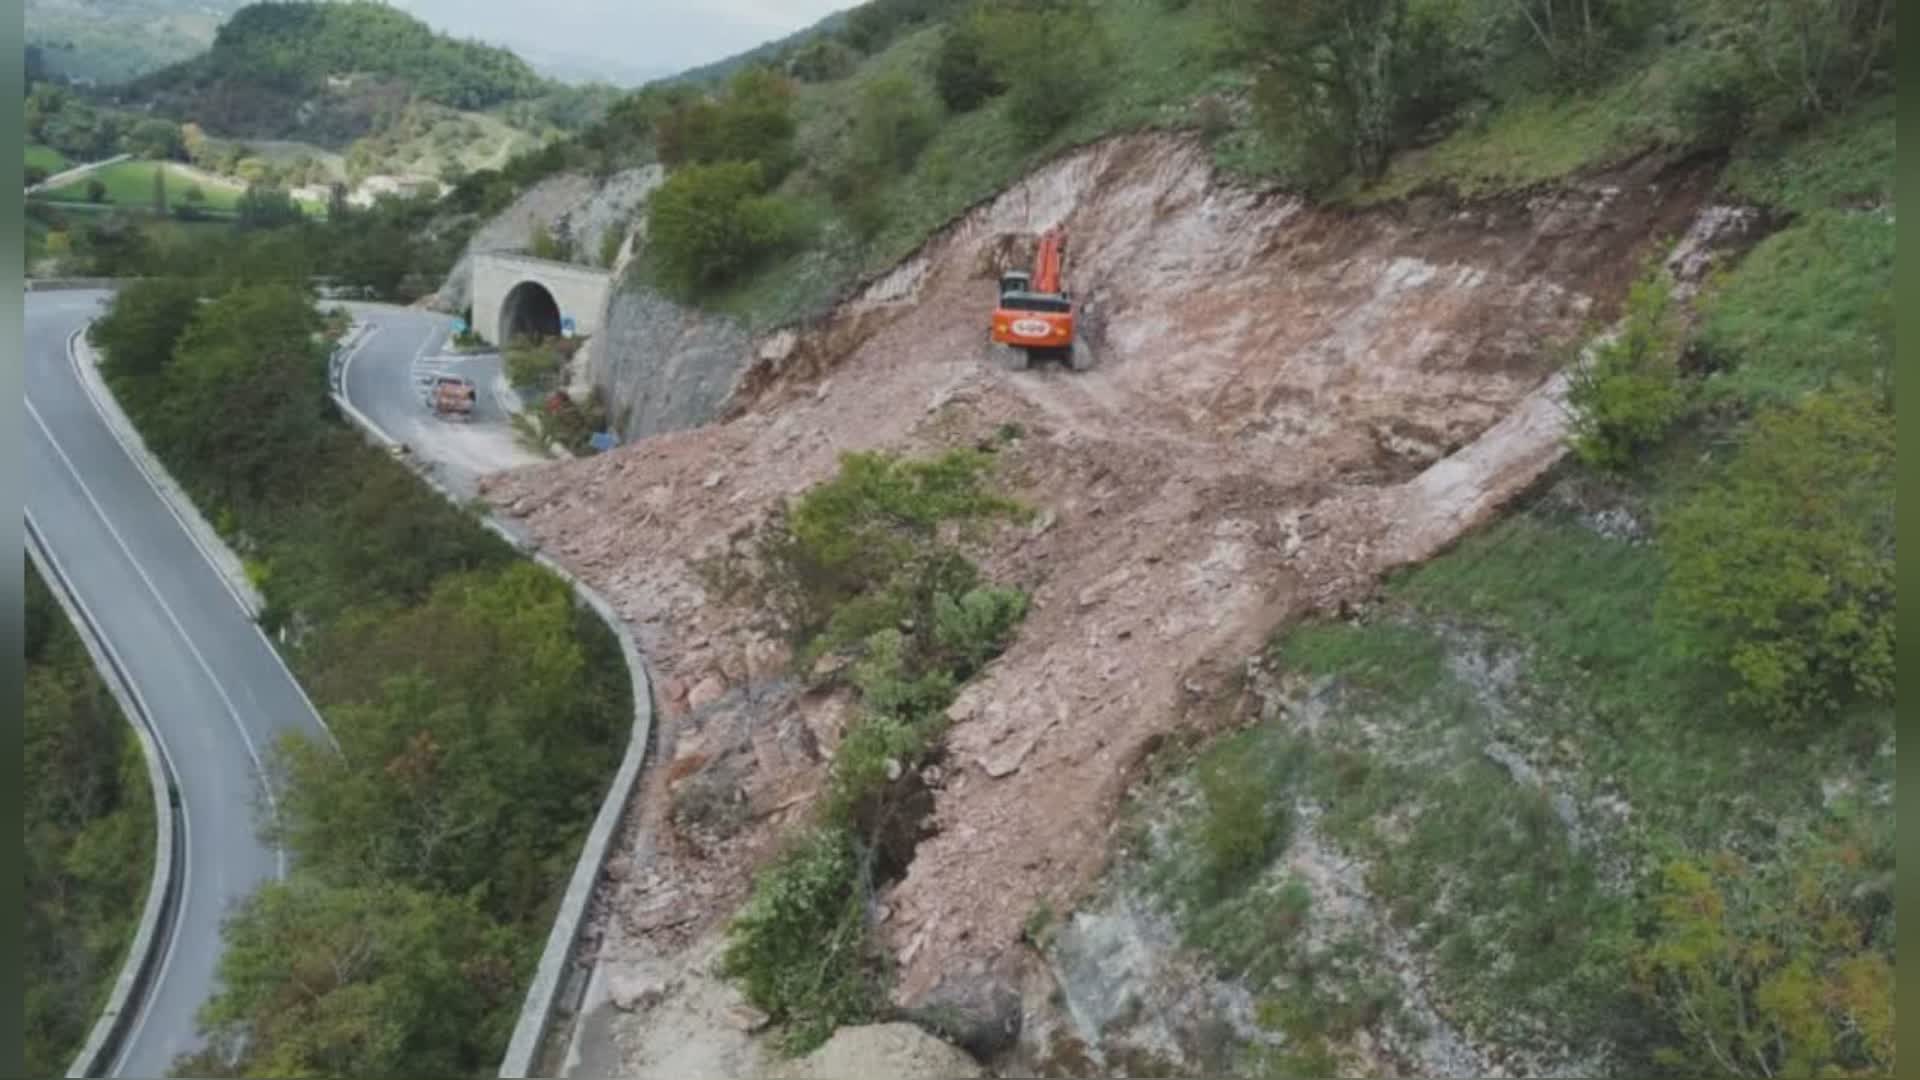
[26,290,333,1078]
[336,303,547,500]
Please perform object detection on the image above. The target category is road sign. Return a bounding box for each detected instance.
[560,314,576,338]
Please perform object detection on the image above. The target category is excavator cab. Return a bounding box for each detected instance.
[990,227,1090,371]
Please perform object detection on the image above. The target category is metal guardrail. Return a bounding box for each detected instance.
[328,320,655,1077]
[27,516,186,1080]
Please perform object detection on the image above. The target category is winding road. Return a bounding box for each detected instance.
[26,291,544,1077]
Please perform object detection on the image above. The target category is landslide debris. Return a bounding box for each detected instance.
[481,131,1745,1052]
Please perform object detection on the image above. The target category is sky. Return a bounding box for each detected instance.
[386,0,855,85]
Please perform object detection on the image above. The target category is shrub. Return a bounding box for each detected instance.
[91,276,205,380]
[1714,0,1896,124]
[719,828,876,1053]
[646,160,801,294]
[931,585,1029,677]
[974,0,1108,142]
[932,20,1005,112]
[84,177,107,203]
[1194,753,1287,900]
[1566,264,1691,472]
[788,37,859,82]
[1657,387,1894,721]
[853,72,940,174]
[756,449,1022,648]
[504,336,565,389]
[1631,820,1894,1077]
[654,66,798,179]
[528,221,573,262]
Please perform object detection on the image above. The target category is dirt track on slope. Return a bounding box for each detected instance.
[480,133,1746,1023]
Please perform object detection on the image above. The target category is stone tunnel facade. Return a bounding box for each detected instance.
[470,252,613,347]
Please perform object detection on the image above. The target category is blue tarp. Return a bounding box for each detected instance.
[589,431,619,453]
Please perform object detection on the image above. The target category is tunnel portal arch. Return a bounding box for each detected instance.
[499,280,563,344]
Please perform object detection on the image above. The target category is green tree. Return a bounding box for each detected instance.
[1566,264,1691,472]
[236,184,305,230]
[933,19,1005,112]
[1715,0,1895,122]
[272,563,617,917]
[977,1,1109,142]
[646,160,800,294]
[1226,0,1410,183]
[84,176,107,203]
[178,881,522,1079]
[852,72,940,173]
[127,117,184,160]
[24,562,153,1079]
[91,276,205,380]
[1631,822,1895,1077]
[1657,388,1894,721]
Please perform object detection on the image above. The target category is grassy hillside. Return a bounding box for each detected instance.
[26,143,70,173]
[39,158,244,210]
[451,0,1888,336]
[24,559,156,1079]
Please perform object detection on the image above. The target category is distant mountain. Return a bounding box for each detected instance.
[514,44,674,90]
[119,1,554,145]
[25,0,251,84]
[664,7,854,88]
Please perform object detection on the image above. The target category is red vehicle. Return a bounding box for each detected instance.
[430,374,477,421]
[990,226,1092,372]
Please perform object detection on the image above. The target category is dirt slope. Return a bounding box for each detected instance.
[480,133,1740,1029]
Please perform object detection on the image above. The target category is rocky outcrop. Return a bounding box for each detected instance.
[765,1024,985,1080]
[593,282,753,438]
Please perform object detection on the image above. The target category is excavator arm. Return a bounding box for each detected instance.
[1031,227,1067,295]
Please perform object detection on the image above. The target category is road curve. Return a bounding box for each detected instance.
[335,302,547,500]
[25,290,330,1078]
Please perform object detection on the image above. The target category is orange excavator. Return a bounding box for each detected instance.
[990,226,1092,372]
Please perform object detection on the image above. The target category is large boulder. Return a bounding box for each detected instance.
[766,1023,985,1080]
[899,966,1024,1059]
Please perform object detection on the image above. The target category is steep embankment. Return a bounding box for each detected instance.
[480,132,1752,1067]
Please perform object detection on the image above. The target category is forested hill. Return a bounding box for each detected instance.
[122,1,551,141]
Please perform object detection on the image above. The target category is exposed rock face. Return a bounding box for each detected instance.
[592,283,753,438]
[434,173,597,313]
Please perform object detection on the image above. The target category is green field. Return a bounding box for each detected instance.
[39,160,245,211]
[27,144,69,174]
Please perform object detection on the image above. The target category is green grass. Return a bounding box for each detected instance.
[1135,489,1891,1060]
[27,144,69,174]
[1349,67,1680,204]
[1695,209,1894,407]
[39,160,245,211]
[1722,94,1896,213]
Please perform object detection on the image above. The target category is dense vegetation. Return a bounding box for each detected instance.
[24,560,156,1079]
[1126,64,1894,1078]
[701,446,1030,1052]
[88,268,629,1078]
[130,1,541,125]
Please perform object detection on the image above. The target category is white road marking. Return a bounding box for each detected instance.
[65,331,341,754]
[27,396,286,878]
[27,508,196,1080]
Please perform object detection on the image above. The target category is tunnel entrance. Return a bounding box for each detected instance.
[499,280,562,345]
